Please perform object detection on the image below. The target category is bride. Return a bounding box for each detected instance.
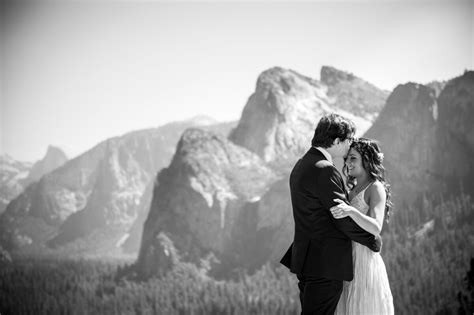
[330,137,394,314]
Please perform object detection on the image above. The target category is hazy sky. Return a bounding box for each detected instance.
[1,0,472,162]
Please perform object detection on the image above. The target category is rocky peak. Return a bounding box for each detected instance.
[320,65,389,120]
[136,128,279,277]
[320,65,357,85]
[229,67,331,165]
[229,67,382,166]
[45,145,68,161]
[255,67,320,96]
[25,145,68,185]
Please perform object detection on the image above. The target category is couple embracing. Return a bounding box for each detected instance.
[281,113,394,314]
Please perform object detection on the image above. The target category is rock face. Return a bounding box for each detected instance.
[47,138,149,247]
[365,83,438,206]
[1,139,110,250]
[229,67,386,166]
[24,145,68,186]
[252,177,294,265]
[135,128,279,278]
[426,81,447,97]
[229,67,325,165]
[321,66,389,120]
[120,180,155,254]
[120,120,238,254]
[434,71,474,195]
[0,147,67,216]
[365,71,474,207]
[0,117,232,255]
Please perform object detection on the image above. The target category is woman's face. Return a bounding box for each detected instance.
[345,148,366,177]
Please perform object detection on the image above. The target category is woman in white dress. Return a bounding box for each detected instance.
[330,138,394,315]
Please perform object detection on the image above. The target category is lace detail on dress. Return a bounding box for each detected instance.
[349,185,371,215]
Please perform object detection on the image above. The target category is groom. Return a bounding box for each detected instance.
[280,113,381,314]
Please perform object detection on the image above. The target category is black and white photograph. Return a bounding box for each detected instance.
[0,0,473,314]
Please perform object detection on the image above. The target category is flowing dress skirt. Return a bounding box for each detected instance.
[335,240,394,315]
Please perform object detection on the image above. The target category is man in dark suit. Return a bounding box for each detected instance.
[280,113,381,314]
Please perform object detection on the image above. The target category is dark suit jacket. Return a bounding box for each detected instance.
[280,147,380,281]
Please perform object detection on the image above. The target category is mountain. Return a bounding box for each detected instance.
[119,120,238,254]
[0,117,236,256]
[24,146,68,186]
[136,66,388,277]
[119,179,154,254]
[320,66,389,120]
[0,147,67,216]
[0,155,32,215]
[365,82,438,207]
[229,67,387,167]
[433,71,474,195]
[365,71,474,207]
[135,128,279,278]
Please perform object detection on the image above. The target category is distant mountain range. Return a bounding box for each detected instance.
[0,117,235,257]
[2,66,471,279]
[0,156,31,215]
[0,146,68,215]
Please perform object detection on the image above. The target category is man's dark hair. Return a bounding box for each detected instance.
[311,113,356,148]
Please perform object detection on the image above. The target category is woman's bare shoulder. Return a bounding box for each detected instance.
[368,180,386,198]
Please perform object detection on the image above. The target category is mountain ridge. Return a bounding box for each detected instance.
[0,116,236,255]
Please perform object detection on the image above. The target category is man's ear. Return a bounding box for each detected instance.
[333,138,340,146]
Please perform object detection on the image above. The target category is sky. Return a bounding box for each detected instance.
[1,0,472,162]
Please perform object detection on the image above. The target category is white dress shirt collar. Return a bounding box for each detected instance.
[314,146,333,164]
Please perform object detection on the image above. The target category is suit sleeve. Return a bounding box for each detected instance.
[317,165,381,252]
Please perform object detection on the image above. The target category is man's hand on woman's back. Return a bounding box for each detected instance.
[371,234,383,252]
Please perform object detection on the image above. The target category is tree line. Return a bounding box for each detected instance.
[0,193,473,314]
